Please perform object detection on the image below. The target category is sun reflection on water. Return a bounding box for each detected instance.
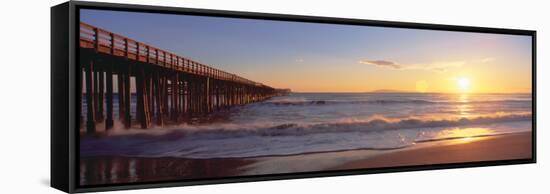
[457,94,473,118]
[421,127,496,145]
[455,136,476,144]
[437,127,494,138]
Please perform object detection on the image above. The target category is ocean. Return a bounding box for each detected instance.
[80,93,532,159]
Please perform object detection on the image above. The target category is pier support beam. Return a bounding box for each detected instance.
[205,77,211,113]
[105,64,114,130]
[136,67,151,129]
[84,57,96,134]
[153,71,164,126]
[97,68,105,121]
[117,69,125,121]
[123,66,131,128]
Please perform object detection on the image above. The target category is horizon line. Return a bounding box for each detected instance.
[287,91,533,94]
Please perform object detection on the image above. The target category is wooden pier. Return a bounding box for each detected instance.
[79,22,277,134]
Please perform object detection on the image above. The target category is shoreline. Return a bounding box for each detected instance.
[79,131,532,186]
[332,131,532,170]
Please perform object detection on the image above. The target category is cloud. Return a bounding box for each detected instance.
[359,60,402,69]
[359,58,465,72]
[480,57,495,63]
[411,61,465,72]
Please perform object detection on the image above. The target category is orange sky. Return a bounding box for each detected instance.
[82,10,533,94]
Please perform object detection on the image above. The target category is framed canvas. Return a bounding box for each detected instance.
[51,1,536,193]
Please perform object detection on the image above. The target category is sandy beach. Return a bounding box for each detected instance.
[332,132,532,170]
[80,132,532,186]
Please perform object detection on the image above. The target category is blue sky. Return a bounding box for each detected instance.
[81,9,532,93]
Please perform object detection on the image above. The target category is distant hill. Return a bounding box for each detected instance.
[369,89,414,93]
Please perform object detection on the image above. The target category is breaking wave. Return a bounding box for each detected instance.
[99,112,531,138]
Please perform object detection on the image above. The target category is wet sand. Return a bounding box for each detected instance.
[333,132,532,170]
[80,132,532,186]
[79,156,254,186]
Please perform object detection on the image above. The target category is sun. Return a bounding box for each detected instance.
[457,77,471,92]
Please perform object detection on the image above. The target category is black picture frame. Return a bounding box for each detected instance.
[51,1,537,193]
